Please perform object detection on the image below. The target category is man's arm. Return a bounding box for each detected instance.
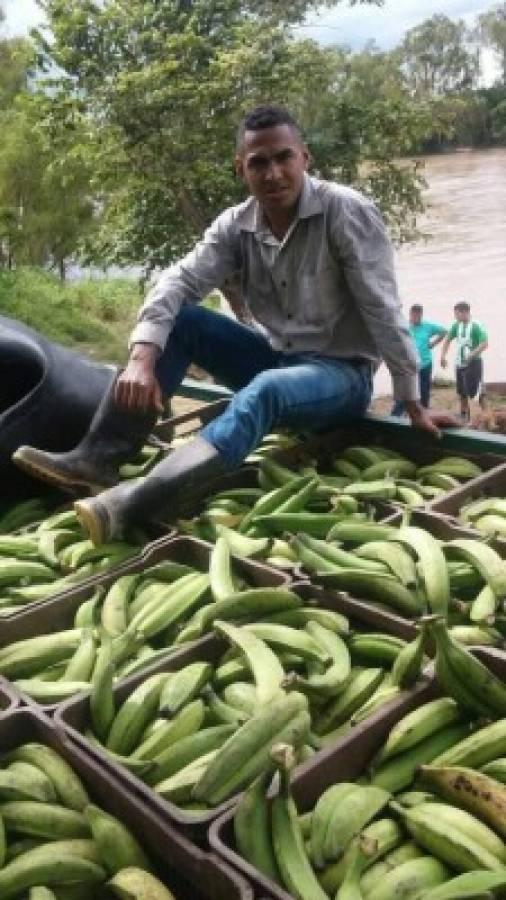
[428,326,447,350]
[117,210,240,410]
[116,342,164,412]
[440,329,454,369]
[469,324,488,360]
[469,339,488,359]
[333,197,444,436]
[429,333,446,349]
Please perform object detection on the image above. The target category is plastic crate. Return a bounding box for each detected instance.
[2,536,289,712]
[271,419,505,485]
[209,649,505,900]
[55,579,431,840]
[428,461,506,548]
[0,677,19,715]
[154,398,229,443]
[0,708,253,900]
[293,508,504,632]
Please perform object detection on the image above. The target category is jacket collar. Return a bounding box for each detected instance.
[237,174,324,233]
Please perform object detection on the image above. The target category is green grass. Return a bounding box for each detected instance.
[0,268,223,363]
[0,267,142,363]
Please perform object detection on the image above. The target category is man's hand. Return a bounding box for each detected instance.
[404,401,461,439]
[115,343,164,413]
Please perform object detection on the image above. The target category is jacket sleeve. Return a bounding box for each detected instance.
[332,196,420,402]
[129,209,240,350]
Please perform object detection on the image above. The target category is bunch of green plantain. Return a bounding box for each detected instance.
[176,454,506,637]
[177,456,381,551]
[459,495,506,539]
[291,521,506,638]
[177,447,484,551]
[328,446,482,511]
[73,587,427,812]
[0,541,251,701]
[169,429,303,460]
[0,505,143,617]
[422,615,506,717]
[233,699,506,899]
[0,739,176,898]
[0,498,58,535]
[289,522,506,636]
[0,534,422,708]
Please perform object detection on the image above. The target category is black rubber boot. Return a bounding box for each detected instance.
[74,436,227,544]
[12,374,158,493]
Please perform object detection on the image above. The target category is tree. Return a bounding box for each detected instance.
[33,0,437,289]
[0,37,34,108]
[290,43,433,242]
[0,4,98,275]
[479,3,506,85]
[0,91,96,277]
[401,14,479,96]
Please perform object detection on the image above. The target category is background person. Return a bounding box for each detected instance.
[391,304,447,416]
[14,105,457,545]
[440,301,488,423]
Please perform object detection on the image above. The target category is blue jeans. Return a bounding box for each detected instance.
[155,306,373,469]
[391,363,432,417]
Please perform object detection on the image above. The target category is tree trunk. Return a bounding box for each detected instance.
[58,258,66,281]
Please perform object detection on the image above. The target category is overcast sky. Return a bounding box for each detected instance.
[2,0,501,81]
[296,0,495,47]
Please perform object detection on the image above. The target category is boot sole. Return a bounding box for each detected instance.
[12,451,109,495]
[74,500,107,546]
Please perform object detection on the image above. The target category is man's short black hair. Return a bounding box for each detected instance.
[236,105,303,152]
[410,304,423,314]
[454,301,471,312]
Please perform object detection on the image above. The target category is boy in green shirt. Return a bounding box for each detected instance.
[391,304,446,416]
[441,301,488,422]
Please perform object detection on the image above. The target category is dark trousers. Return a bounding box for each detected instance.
[391,363,432,417]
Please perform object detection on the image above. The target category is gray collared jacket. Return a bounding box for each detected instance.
[130,174,419,401]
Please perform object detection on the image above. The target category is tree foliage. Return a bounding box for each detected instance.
[30,0,435,277]
[0,11,96,276]
[401,14,479,96]
[479,2,506,85]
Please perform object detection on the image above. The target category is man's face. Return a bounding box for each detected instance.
[235,124,309,217]
[455,307,470,323]
[410,309,422,326]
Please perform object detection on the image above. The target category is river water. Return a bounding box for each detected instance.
[374,147,506,397]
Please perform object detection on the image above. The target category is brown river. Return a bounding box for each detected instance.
[374,148,506,397]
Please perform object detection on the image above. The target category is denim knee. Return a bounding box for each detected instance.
[244,369,284,419]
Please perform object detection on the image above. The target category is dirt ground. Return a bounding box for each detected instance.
[371,384,506,433]
[371,384,457,417]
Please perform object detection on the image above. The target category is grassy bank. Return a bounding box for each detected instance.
[0,267,223,364]
[0,267,142,363]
